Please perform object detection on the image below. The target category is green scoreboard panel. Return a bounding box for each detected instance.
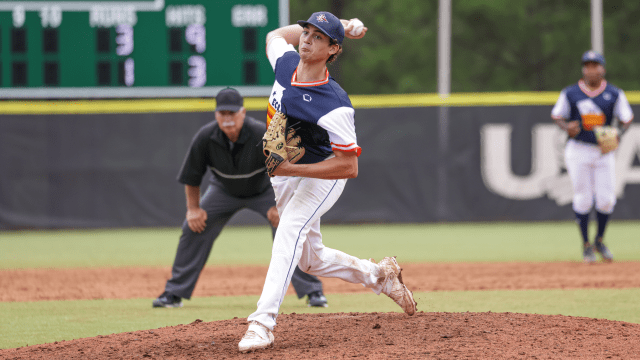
[0,0,288,98]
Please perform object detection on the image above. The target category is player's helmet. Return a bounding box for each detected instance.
[581,50,605,67]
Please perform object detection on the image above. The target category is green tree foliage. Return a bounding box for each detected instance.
[290,0,438,94]
[451,0,591,92]
[602,1,640,90]
[288,0,640,94]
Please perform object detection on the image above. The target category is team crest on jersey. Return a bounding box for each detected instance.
[316,14,328,23]
[603,92,611,101]
[303,94,312,102]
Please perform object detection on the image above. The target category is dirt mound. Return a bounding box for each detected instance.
[3,262,640,358]
[2,312,640,359]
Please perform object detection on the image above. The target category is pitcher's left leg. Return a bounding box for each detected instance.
[247,178,345,330]
[248,185,325,301]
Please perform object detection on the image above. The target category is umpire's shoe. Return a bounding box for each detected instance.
[594,237,614,262]
[583,243,597,264]
[378,257,417,316]
[238,321,274,353]
[307,291,328,307]
[152,292,183,308]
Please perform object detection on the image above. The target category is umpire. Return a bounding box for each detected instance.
[153,88,327,308]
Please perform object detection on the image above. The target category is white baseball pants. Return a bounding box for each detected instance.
[565,139,616,214]
[247,176,384,330]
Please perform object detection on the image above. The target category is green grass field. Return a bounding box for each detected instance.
[1,221,639,349]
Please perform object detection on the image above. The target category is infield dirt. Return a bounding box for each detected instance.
[2,261,640,359]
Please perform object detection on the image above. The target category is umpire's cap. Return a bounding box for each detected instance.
[215,88,243,112]
[298,11,344,45]
[581,50,606,67]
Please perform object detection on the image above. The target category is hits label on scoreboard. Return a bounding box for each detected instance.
[0,0,288,98]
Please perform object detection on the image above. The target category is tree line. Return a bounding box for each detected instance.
[290,0,640,94]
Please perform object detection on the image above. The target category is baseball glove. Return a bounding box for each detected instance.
[263,112,306,176]
[285,127,305,164]
[593,125,619,154]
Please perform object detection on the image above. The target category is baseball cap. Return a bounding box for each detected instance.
[581,50,606,67]
[215,88,243,112]
[297,11,344,45]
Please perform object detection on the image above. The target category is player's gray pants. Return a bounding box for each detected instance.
[164,183,323,300]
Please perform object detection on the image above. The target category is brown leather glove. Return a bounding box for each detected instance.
[593,125,619,154]
[263,112,290,177]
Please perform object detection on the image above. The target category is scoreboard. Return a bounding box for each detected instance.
[0,0,288,98]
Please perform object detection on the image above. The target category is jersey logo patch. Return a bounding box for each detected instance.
[303,94,312,102]
[603,92,611,101]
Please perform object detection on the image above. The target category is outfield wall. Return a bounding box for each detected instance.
[1,94,639,228]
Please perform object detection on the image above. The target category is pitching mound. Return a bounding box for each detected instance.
[3,262,640,358]
[2,312,640,359]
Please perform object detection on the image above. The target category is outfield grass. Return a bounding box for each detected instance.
[1,221,639,349]
[2,221,639,269]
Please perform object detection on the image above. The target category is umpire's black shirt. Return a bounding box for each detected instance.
[177,116,271,198]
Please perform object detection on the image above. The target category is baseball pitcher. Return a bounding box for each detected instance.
[238,12,417,353]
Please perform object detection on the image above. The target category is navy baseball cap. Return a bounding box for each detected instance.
[297,11,344,45]
[215,88,243,112]
[581,50,606,67]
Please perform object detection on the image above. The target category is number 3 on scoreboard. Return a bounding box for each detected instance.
[116,24,134,56]
[116,25,134,86]
[188,56,206,87]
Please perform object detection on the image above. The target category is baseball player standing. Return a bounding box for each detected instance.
[551,51,634,263]
[152,88,328,308]
[237,12,417,353]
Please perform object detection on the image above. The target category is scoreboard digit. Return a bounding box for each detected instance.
[0,0,288,98]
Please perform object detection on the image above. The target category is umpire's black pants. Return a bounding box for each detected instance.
[164,183,323,300]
